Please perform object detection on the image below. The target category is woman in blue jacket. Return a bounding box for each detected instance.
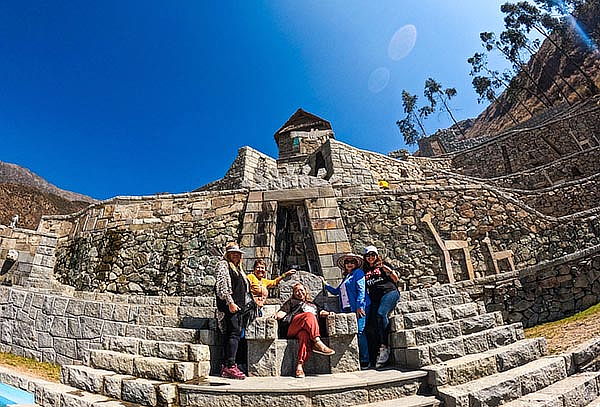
[323,253,370,367]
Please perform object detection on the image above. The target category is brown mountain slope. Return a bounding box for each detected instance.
[0,183,89,230]
[465,0,600,138]
[0,161,95,204]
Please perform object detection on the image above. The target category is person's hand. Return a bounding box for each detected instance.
[319,310,331,317]
[284,269,296,278]
[356,308,366,318]
[320,276,327,286]
[228,302,240,313]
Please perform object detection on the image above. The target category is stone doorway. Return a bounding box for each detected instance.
[274,202,321,276]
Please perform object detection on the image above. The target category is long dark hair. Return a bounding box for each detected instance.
[362,253,383,272]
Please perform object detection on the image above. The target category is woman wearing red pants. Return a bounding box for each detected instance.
[274,283,335,378]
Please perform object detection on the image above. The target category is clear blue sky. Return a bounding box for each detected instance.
[0,1,510,200]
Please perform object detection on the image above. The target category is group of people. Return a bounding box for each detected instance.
[214,242,401,380]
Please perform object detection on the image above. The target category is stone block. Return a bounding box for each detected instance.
[63,365,112,393]
[157,342,189,361]
[140,340,158,358]
[326,313,357,336]
[451,303,479,320]
[571,337,600,368]
[429,337,465,364]
[104,374,135,399]
[197,361,210,379]
[105,336,140,354]
[390,330,416,348]
[91,350,135,376]
[389,315,404,331]
[328,335,360,373]
[312,389,369,407]
[405,346,430,368]
[247,339,279,376]
[174,362,197,382]
[460,313,498,335]
[246,317,277,340]
[188,344,210,362]
[435,307,453,323]
[414,321,461,346]
[241,394,311,407]
[157,383,178,407]
[397,300,433,314]
[487,324,519,348]
[122,378,160,407]
[404,311,436,329]
[133,357,175,381]
[431,294,465,309]
[493,339,545,372]
[462,331,491,354]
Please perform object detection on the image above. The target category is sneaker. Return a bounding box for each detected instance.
[312,339,336,356]
[360,362,372,370]
[375,346,390,368]
[221,364,246,380]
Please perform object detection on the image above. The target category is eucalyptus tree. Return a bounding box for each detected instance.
[468,51,535,117]
[396,90,432,146]
[501,1,598,94]
[423,78,465,136]
[480,31,554,107]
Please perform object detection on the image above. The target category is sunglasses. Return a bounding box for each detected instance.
[344,259,357,264]
[365,253,377,257]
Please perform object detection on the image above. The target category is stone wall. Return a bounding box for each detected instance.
[0,226,57,289]
[451,104,600,178]
[456,245,600,327]
[48,190,247,296]
[338,185,600,289]
[0,285,214,365]
[488,146,600,190]
[517,174,600,216]
[196,146,279,192]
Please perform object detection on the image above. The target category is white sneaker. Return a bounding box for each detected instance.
[375,346,390,368]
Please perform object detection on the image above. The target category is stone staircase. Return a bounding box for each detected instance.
[390,284,600,406]
[34,336,211,407]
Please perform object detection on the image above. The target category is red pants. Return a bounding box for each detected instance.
[287,312,321,364]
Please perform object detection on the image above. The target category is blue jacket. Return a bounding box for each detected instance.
[325,268,369,312]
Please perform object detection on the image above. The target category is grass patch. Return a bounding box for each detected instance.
[0,351,60,382]
[525,302,600,354]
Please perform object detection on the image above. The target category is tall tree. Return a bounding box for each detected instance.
[396,90,431,145]
[472,75,520,124]
[501,1,598,94]
[423,78,465,136]
[481,31,554,108]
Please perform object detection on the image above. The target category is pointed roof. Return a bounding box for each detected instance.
[274,108,332,142]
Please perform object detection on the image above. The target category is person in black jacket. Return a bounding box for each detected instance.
[215,242,255,379]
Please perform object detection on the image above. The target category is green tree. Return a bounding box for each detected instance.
[396,90,431,145]
[423,78,465,136]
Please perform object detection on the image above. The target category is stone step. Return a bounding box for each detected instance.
[178,368,428,407]
[400,285,459,302]
[394,322,525,368]
[396,292,472,315]
[59,365,178,407]
[391,303,486,331]
[103,335,210,362]
[502,372,600,407]
[89,350,209,382]
[34,381,144,407]
[390,312,504,348]
[353,394,441,406]
[423,337,547,386]
[437,356,567,407]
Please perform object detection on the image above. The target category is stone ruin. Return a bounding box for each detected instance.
[0,102,600,406]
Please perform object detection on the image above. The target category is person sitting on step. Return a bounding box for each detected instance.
[247,259,296,315]
[273,282,335,378]
[322,253,370,369]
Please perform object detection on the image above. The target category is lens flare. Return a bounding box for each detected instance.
[552,0,598,52]
[388,25,418,61]
[368,67,390,93]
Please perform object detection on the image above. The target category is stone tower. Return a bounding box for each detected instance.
[274,108,335,160]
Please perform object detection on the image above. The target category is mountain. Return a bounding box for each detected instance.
[0,161,95,230]
[0,161,95,204]
[0,183,90,230]
[464,0,600,139]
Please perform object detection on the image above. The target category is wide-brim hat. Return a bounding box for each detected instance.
[223,244,244,259]
[336,253,364,270]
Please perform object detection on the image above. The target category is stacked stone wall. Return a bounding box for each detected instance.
[48,190,247,296]
[0,286,214,366]
[338,186,600,289]
[0,226,57,288]
[517,174,600,216]
[488,146,600,190]
[457,246,600,327]
[451,105,600,178]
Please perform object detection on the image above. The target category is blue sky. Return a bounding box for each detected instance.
[0,1,510,200]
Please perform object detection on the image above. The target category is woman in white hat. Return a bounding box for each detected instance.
[323,253,370,368]
[215,242,255,380]
[362,245,400,368]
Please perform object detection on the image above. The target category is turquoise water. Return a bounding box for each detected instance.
[0,382,35,406]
